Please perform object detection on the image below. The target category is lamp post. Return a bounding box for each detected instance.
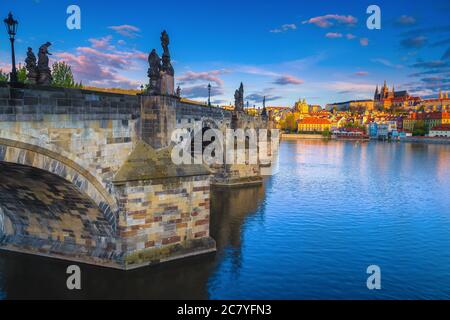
[207,83,211,107]
[4,12,19,83]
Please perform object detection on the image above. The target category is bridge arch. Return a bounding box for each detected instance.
[0,138,119,231]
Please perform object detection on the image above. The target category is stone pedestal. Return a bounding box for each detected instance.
[141,95,177,149]
[160,73,175,96]
[113,141,216,269]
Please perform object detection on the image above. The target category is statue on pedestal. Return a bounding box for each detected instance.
[147,49,161,94]
[37,42,52,86]
[234,82,244,111]
[25,47,38,84]
[146,31,175,95]
[160,30,174,76]
[261,96,268,118]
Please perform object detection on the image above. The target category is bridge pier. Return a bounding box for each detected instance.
[112,140,216,269]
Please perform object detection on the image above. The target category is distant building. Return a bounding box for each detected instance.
[429,124,450,138]
[326,100,374,112]
[421,91,450,111]
[403,112,443,132]
[310,105,322,113]
[374,81,420,110]
[443,112,450,124]
[298,117,332,133]
[294,99,310,114]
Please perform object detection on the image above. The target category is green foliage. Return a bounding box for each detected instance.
[280,113,298,133]
[0,70,9,82]
[0,66,29,83]
[51,61,82,88]
[322,128,332,138]
[17,65,27,83]
[412,120,427,136]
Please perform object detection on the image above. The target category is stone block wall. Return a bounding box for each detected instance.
[114,176,215,269]
[0,83,270,269]
[0,84,140,196]
[141,95,177,149]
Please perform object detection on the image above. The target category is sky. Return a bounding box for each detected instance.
[1,0,449,107]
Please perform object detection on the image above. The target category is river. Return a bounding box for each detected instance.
[1,139,450,299]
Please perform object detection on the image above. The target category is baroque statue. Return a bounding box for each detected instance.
[147,49,161,93]
[234,82,244,111]
[25,47,38,84]
[160,30,174,76]
[37,42,52,86]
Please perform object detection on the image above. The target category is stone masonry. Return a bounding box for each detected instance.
[0,82,270,269]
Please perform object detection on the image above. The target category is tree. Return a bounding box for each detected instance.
[280,113,298,133]
[51,61,82,88]
[412,120,427,136]
[322,128,332,138]
[0,70,8,82]
[17,65,27,83]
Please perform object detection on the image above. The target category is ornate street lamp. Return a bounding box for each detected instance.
[207,83,212,107]
[4,12,19,83]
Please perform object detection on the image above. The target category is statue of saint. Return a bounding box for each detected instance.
[234,83,244,111]
[148,49,161,78]
[37,42,52,85]
[160,31,174,76]
[161,30,170,56]
[25,47,38,84]
[147,49,161,93]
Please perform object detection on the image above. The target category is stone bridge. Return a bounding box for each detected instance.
[0,79,271,269]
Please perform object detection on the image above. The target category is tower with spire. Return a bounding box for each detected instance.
[261,96,267,118]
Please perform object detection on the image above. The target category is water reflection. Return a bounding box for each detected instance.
[1,140,450,299]
[0,184,265,300]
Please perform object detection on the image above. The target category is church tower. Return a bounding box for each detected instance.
[381,81,389,99]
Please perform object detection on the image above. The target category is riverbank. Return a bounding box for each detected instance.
[400,137,450,145]
[282,133,368,141]
[282,133,327,140]
[282,133,450,145]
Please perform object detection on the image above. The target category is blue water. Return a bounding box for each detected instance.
[0,140,449,299]
[209,140,450,299]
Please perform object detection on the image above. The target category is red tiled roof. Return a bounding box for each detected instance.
[298,117,331,125]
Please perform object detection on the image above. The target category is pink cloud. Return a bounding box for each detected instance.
[326,32,343,39]
[177,69,229,86]
[273,75,304,85]
[346,33,356,40]
[359,38,369,46]
[53,42,147,89]
[0,62,12,73]
[54,52,117,82]
[88,36,114,50]
[270,24,297,33]
[354,71,369,76]
[108,25,141,38]
[303,14,357,28]
[76,47,129,69]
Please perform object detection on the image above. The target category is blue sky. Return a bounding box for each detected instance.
[1,0,449,106]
